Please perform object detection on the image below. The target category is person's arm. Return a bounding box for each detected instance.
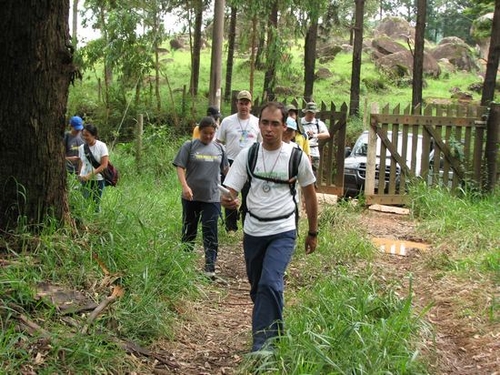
[317,121,330,140]
[302,183,318,254]
[176,166,193,201]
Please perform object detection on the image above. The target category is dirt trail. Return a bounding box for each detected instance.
[153,210,500,375]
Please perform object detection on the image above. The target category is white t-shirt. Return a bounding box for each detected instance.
[216,113,260,160]
[300,117,329,158]
[78,140,109,181]
[224,142,316,236]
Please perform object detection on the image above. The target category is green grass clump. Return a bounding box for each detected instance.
[409,183,500,277]
[242,271,429,374]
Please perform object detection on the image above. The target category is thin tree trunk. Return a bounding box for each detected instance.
[263,2,278,101]
[249,15,258,95]
[412,0,426,113]
[304,19,318,102]
[190,0,203,97]
[0,0,74,231]
[209,0,225,108]
[72,0,79,46]
[349,0,365,116]
[481,0,500,106]
[224,6,237,101]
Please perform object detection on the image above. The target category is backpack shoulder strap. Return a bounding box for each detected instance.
[246,142,260,180]
[315,118,320,133]
[289,146,303,180]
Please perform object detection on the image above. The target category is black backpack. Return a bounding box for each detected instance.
[241,143,303,227]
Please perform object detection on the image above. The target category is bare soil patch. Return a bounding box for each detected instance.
[153,210,500,375]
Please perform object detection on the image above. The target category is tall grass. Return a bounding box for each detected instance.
[409,182,500,278]
[240,201,430,374]
[0,128,201,373]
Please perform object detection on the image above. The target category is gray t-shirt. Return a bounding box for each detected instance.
[173,139,228,203]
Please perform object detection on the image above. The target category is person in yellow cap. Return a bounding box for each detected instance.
[285,105,311,162]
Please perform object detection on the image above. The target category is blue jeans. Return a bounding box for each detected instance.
[181,199,221,273]
[81,179,105,212]
[243,230,296,351]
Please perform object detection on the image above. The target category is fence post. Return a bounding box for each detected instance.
[485,103,500,192]
[136,114,143,168]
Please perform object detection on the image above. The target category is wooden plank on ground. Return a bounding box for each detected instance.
[369,204,410,215]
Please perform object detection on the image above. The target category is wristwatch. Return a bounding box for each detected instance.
[308,231,318,237]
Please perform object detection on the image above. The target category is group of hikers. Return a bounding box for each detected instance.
[172,91,330,355]
[63,92,331,354]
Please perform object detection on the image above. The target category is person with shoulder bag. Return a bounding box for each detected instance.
[78,124,109,212]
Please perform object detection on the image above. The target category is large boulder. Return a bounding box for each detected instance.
[374,17,415,40]
[431,43,478,71]
[371,36,408,58]
[316,44,342,63]
[438,36,467,46]
[471,12,494,59]
[376,50,441,78]
[315,67,333,80]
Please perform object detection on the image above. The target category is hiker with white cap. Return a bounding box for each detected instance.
[216,90,260,232]
[300,102,330,178]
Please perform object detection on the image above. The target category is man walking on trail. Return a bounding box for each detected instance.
[216,90,260,232]
[221,101,318,353]
[300,102,330,179]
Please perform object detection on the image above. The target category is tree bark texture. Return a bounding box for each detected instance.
[0,1,73,231]
[481,0,500,107]
[189,0,203,97]
[349,0,365,116]
[263,2,278,101]
[209,0,225,108]
[224,6,237,102]
[412,0,427,112]
[304,20,318,102]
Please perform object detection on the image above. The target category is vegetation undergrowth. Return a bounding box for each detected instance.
[240,203,430,374]
[0,128,200,373]
[409,182,500,280]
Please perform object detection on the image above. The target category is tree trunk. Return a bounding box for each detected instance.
[304,19,318,102]
[412,0,426,113]
[0,1,74,231]
[263,2,278,101]
[190,0,203,97]
[249,15,258,95]
[209,0,225,108]
[255,25,266,70]
[349,0,365,116]
[481,0,500,107]
[72,0,79,46]
[153,9,161,111]
[224,6,237,102]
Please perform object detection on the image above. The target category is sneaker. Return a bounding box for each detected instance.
[204,271,216,280]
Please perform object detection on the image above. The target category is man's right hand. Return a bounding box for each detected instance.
[221,194,239,210]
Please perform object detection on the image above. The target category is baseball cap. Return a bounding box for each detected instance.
[286,117,297,131]
[286,104,298,113]
[302,102,318,114]
[207,106,222,119]
[70,116,84,130]
[237,90,252,102]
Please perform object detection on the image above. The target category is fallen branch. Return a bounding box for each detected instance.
[81,286,124,334]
